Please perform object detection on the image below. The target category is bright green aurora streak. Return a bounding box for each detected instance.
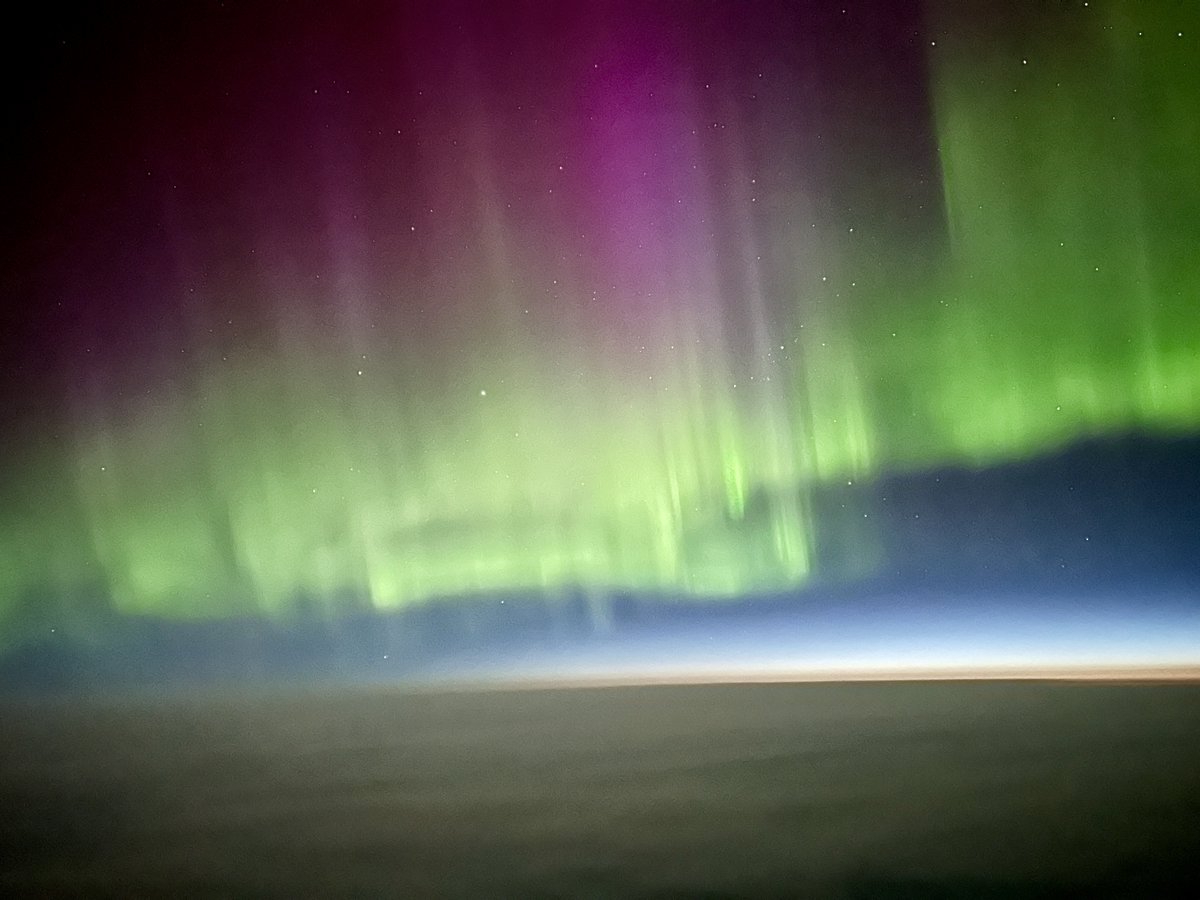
[1,1,1196,630]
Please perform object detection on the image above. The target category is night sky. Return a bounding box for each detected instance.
[2,1,1198,680]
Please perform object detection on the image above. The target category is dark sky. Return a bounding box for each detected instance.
[1,1,1198,680]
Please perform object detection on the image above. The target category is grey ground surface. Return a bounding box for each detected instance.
[2,681,1199,897]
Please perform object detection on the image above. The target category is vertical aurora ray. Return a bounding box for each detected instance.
[919,0,1200,465]
[0,1,1197,630]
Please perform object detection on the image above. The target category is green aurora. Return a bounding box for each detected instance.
[1,1,1197,629]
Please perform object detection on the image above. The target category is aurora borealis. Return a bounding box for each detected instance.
[2,1,1198,638]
